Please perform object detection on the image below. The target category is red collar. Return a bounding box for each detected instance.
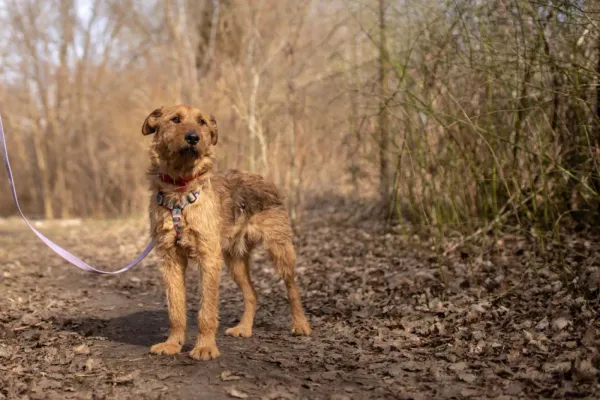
[159,172,201,191]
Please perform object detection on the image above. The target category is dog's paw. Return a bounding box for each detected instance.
[150,341,182,355]
[291,319,312,336]
[225,325,253,338]
[189,344,221,361]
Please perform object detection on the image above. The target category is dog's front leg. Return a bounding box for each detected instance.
[151,250,188,355]
[189,241,222,360]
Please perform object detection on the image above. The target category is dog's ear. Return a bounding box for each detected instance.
[209,114,218,145]
[142,107,164,135]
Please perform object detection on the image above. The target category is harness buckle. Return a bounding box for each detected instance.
[187,191,199,203]
[155,188,202,245]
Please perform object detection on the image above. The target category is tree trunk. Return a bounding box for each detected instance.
[32,122,54,220]
[378,0,391,204]
[54,0,74,218]
[287,44,297,225]
[165,0,200,104]
[248,70,260,173]
[596,33,600,145]
[348,29,361,196]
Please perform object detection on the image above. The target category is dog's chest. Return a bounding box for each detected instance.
[151,192,220,249]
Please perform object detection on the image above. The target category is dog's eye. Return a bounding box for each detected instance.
[199,119,206,126]
[171,116,180,124]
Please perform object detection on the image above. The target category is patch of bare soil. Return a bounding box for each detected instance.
[0,208,599,400]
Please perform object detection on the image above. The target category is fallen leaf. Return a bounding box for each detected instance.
[330,395,351,400]
[388,365,402,377]
[114,370,140,384]
[321,370,338,381]
[575,359,598,381]
[458,373,477,383]
[84,359,94,372]
[542,361,571,374]
[20,313,40,326]
[449,362,467,371]
[74,344,90,355]
[582,327,596,346]
[506,349,521,363]
[552,317,569,331]
[221,371,241,381]
[399,360,425,372]
[460,388,479,397]
[535,317,549,331]
[228,387,248,399]
[156,371,175,380]
[32,378,62,392]
[505,382,522,395]
[470,303,486,313]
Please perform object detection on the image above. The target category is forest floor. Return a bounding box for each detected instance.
[0,205,599,399]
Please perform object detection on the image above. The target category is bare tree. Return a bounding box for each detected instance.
[377,0,392,205]
[165,0,200,104]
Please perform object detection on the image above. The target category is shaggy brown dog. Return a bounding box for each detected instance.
[143,104,311,360]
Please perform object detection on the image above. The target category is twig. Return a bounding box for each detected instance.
[12,323,43,331]
[490,283,522,304]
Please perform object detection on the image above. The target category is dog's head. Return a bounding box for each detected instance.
[142,105,218,177]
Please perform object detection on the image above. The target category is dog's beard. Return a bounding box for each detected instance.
[178,145,199,159]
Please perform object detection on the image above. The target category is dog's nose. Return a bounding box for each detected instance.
[184,131,199,145]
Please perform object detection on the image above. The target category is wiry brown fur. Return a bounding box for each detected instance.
[143,105,311,361]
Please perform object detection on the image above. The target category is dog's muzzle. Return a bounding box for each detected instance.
[179,145,199,158]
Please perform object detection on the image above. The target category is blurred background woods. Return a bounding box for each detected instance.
[1,0,600,238]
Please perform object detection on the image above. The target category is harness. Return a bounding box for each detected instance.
[155,188,202,244]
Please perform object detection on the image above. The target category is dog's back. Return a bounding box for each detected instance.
[214,169,284,219]
[212,169,292,256]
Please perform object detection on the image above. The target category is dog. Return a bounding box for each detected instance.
[142,104,311,360]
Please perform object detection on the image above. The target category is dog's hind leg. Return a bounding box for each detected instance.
[224,251,257,338]
[266,240,312,335]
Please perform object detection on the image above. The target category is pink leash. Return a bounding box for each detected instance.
[0,112,155,274]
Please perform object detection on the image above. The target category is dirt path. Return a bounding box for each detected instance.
[1,209,599,399]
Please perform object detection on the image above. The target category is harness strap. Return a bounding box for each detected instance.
[0,111,155,274]
[155,189,201,243]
